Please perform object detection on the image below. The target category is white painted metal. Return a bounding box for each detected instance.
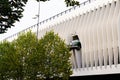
[84,11,91,69]
[111,0,120,66]
[82,12,89,69]
[97,6,105,68]
[90,9,97,68]
[80,13,88,69]
[117,1,120,64]
[106,2,115,67]
[87,10,95,68]
[93,8,101,68]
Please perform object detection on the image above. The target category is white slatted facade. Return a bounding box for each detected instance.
[36,0,120,76]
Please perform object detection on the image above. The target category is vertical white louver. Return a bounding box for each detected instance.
[89,10,97,68]
[84,11,91,69]
[87,10,94,68]
[117,1,120,65]
[97,6,104,68]
[102,4,110,68]
[106,2,115,67]
[112,0,120,66]
[37,0,120,70]
[93,8,101,68]
[80,13,88,69]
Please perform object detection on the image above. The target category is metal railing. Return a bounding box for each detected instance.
[2,0,95,41]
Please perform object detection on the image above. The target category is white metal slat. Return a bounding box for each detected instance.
[81,12,88,69]
[78,13,88,69]
[93,7,102,68]
[76,15,82,34]
[72,15,80,34]
[70,17,77,35]
[57,22,65,39]
[55,24,61,34]
[63,20,70,44]
[83,12,90,69]
[91,8,98,68]
[111,0,120,66]
[52,23,61,38]
[88,10,97,68]
[52,25,58,34]
[64,19,73,44]
[67,18,74,36]
[103,1,113,66]
[101,4,110,67]
[102,3,111,68]
[87,10,95,68]
[106,2,116,67]
[91,8,99,68]
[97,6,105,68]
[60,22,67,40]
[84,11,92,69]
[117,1,120,64]
[81,12,90,69]
[65,19,73,42]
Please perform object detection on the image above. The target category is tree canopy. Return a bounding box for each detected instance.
[36,31,72,79]
[0,31,72,80]
[0,0,79,34]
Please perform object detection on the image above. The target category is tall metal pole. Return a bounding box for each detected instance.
[36,0,40,40]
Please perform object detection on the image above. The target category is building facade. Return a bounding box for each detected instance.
[3,0,120,77]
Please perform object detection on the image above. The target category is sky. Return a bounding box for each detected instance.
[0,0,86,41]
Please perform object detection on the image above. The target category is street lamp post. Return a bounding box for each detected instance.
[36,0,40,40]
[33,0,40,40]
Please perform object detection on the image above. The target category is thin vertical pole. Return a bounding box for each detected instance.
[37,0,40,40]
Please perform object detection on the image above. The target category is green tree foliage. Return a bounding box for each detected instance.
[0,0,79,34]
[0,31,72,80]
[36,31,72,80]
[0,41,17,79]
[65,0,79,6]
[0,0,28,33]
[12,31,37,80]
[0,31,37,80]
